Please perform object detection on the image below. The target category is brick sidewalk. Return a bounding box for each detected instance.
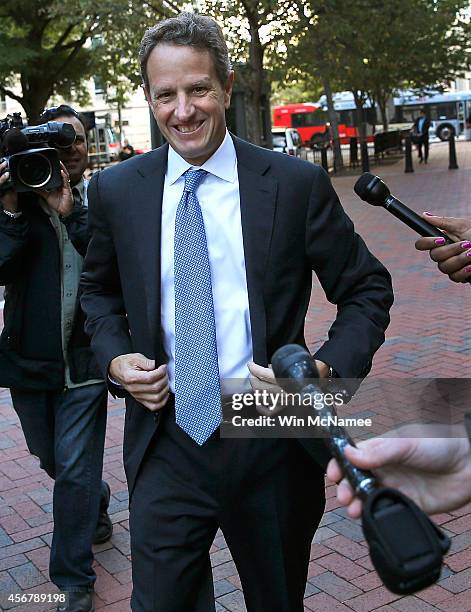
[1,140,471,611]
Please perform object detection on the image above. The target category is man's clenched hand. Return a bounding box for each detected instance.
[109,353,169,411]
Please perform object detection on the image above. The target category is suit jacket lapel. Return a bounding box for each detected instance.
[131,144,168,362]
[233,137,278,366]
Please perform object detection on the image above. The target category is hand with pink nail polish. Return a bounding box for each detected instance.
[415,214,471,283]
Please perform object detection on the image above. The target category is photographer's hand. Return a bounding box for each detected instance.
[0,160,19,212]
[37,162,74,218]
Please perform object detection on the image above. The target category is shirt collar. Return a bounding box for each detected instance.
[167,130,237,185]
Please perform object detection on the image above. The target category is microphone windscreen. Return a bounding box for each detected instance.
[354,173,376,200]
[4,129,29,154]
[271,344,320,383]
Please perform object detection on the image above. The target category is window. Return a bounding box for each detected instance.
[272,134,287,147]
[292,110,328,128]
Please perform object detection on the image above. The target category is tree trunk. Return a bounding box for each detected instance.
[377,92,389,132]
[117,103,123,144]
[247,14,265,146]
[322,75,343,172]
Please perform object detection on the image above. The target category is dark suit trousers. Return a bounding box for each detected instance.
[129,401,326,612]
[417,137,429,161]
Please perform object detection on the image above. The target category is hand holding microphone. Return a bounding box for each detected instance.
[354,173,471,284]
[415,214,471,283]
[327,432,471,518]
[271,344,450,595]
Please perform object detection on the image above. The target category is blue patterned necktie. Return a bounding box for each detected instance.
[174,169,222,444]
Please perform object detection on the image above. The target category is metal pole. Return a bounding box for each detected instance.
[361,140,369,173]
[404,135,414,173]
[321,147,329,172]
[448,134,459,170]
[349,137,358,168]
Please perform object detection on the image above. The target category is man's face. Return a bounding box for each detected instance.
[145,43,234,165]
[55,114,88,186]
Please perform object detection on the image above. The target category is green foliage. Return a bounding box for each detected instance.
[271,80,322,105]
[283,0,471,121]
[0,0,182,122]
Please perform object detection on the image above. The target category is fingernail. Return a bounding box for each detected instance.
[465,266,471,273]
[461,241,471,248]
[434,238,446,246]
[424,212,436,216]
[466,249,471,257]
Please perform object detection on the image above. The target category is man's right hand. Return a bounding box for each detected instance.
[109,353,169,412]
[0,160,19,212]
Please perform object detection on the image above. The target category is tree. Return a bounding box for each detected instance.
[202,0,295,146]
[285,1,349,171]
[0,0,181,123]
[285,0,470,144]
[334,0,471,132]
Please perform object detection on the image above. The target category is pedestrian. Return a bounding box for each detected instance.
[411,108,430,163]
[118,139,135,161]
[80,12,393,611]
[0,104,112,612]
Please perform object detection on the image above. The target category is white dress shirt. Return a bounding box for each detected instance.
[161,131,253,392]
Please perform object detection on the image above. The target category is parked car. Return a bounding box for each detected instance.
[272,127,303,156]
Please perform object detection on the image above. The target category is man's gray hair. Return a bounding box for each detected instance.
[139,12,232,91]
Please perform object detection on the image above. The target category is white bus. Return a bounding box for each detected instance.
[392,91,471,140]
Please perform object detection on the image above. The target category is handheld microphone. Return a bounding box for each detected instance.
[271,344,376,499]
[272,344,450,595]
[354,172,453,243]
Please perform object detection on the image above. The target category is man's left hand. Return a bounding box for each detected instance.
[37,162,74,218]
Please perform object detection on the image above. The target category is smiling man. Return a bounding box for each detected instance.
[80,12,393,611]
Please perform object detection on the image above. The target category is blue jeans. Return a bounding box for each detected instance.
[10,383,107,592]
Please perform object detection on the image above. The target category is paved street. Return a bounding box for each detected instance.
[1,140,471,611]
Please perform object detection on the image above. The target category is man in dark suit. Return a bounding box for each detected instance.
[412,109,431,163]
[80,12,393,612]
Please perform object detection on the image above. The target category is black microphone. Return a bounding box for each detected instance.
[272,344,377,498]
[272,344,450,595]
[354,173,453,243]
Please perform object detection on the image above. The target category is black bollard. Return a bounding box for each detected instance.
[404,135,414,173]
[350,137,358,167]
[321,146,329,172]
[361,140,369,173]
[448,133,459,170]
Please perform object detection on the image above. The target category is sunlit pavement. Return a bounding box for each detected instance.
[1,139,471,611]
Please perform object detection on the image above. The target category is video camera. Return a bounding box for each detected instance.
[0,112,76,195]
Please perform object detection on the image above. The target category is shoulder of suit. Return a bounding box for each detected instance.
[232,135,319,176]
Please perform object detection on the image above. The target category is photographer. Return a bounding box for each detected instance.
[0,105,111,612]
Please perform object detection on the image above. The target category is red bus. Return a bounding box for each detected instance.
[272,102,374,147]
